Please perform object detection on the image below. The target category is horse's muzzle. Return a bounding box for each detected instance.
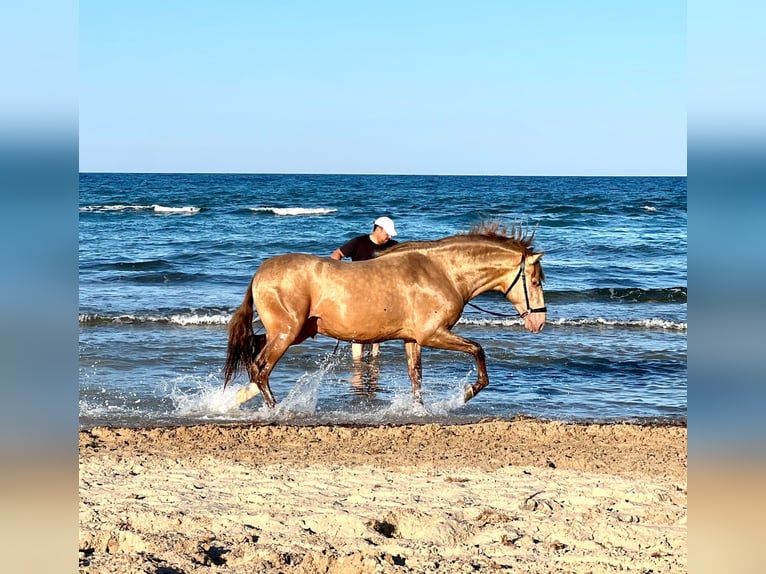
[524,312,546,333]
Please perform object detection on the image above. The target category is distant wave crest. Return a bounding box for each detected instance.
[152,204,200,214]
[81,311,685,332]
[80,204,200,214]
[250,206,337,216]
[459,316,686,331]
[79,311,232,327]
[553,317,686,330]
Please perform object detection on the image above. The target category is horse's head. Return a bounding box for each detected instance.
[505,252,546,333]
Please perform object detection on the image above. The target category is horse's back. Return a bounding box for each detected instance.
[255,250,455,301]
[256,251,428,280]
[255,252,324,275]
[253,253,328,295]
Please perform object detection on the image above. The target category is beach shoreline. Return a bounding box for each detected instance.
[79,419,687,573]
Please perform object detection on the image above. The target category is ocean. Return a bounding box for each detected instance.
[79,174,686,428]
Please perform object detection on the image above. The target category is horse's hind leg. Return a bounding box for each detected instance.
[236,355,274,407]
[236,339,285,408]
[235,334,267,405]
[252,365,276,408]
[249,327,310,408]
[405,341,423,403]
[248,318,319,406]
[234,301,317,407]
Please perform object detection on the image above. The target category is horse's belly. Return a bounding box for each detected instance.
[315,316,408,343]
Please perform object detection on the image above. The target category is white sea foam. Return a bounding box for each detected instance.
[460,316,686,331]
[250,206,337,216]
[549,317,687,331]
[80,204,147,212]
[79,399,133,419]
[641,205,658,212]
[152,204,200,214]
[459,317,523,327]
[80,204,200,214]
[167,312,230,326]
[79,312,231,326]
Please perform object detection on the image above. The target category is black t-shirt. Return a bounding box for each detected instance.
[339,234,399,261]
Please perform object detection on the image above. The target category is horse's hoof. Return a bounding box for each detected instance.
[463,385,475,403]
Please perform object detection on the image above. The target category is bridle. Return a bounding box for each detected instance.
[502,255,547,318]
[466,255,547,319]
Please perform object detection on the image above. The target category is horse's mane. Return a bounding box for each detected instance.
[381,220,539,257]
[464,220,538,253]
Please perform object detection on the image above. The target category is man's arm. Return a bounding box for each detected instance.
[330,248,344,260]
[332,236,359,260]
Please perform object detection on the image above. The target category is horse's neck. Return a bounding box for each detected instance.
[429,242,522,300]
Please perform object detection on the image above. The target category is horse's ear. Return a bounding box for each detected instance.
[528,252,544,265]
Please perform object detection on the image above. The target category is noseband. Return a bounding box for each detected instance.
[502,256,547,319]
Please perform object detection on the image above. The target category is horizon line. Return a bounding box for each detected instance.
[79,171,688,177]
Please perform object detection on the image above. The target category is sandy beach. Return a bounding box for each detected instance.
[79,418,686,573]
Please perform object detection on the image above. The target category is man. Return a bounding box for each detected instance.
[330,216,399,358]
[330,216,399,262]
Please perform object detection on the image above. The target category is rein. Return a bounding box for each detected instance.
[466,256,547,319]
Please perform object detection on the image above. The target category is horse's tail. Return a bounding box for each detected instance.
[223,276,262,388]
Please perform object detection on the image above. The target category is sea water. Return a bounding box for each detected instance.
[79,174,686,428]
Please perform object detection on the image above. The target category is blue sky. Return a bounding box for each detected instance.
[80,1,686,175]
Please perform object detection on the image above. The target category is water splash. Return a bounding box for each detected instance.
[169,374,243,418]
[233,351,346,422]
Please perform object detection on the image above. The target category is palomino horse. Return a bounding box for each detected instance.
[224,222,546,407]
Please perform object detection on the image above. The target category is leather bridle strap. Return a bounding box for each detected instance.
[503,256,547,319]
[466,255,547,319]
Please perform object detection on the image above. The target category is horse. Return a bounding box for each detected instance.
[223,222,546,408]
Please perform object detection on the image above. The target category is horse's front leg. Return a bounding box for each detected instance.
[405,341,423,403]
[462,344,488,402]
[420,330,488,403]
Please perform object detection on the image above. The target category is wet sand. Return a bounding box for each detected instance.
[79,418,686,573]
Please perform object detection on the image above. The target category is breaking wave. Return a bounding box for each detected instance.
[80,204,201,214]
[249,206,337,216]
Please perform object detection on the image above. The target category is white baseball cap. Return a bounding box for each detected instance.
[374,216,398,237]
